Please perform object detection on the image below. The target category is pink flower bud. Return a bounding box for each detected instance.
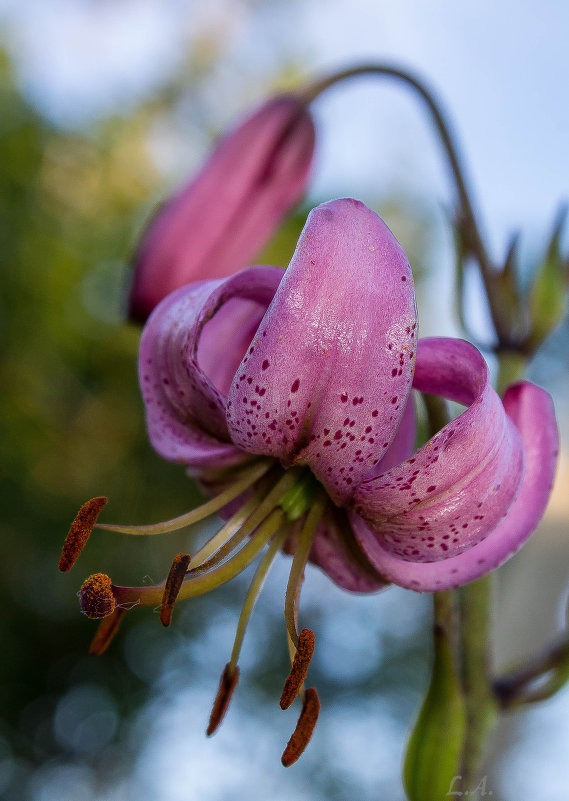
[129,95,315,322]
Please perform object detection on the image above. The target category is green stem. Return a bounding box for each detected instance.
[404,590,465,801]
[496,350,528,396]
[422,391,497,794]
[422,393,450,436]
[458,576,498,793]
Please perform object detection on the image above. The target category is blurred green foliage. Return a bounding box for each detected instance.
[0,46,199,788]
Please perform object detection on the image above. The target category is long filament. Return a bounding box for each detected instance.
[189,491,263,570]
[284,491,327,647]
[95,459,272,535]
[112,507,286,607]
[228,527,289,672]
[189,467,302,573]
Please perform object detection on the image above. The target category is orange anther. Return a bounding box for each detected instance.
[58,497,107,572]
[89,607,125,655]
[160,553,191,627]
[207,663,240,736]
[281,687,320,767]
[80,573,116,619]
[280,628,315,709]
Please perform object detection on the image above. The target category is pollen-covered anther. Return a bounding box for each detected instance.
[58,497,107,572]
[89,607,125,655]
[281,686,320,767]
[160,553,191,627]
[207,663,240,736]
[80,573,116,620]
[280,628,315,709]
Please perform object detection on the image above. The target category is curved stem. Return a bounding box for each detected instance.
[303,64,493,281]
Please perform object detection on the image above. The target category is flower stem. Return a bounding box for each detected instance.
[422,391,497,792]
[496,350,527,396]
[303,64,494,288]
[457,575,498,792]
[404,590,465,801]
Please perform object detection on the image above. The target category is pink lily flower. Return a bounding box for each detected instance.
[129,95,315,323]
[63,198,557,764]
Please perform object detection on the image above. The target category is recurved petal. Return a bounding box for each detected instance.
[129,95,315,321]
[351,380,558,591]
[139,266,283,470]
[308,506,388,593]
[369,395,416,476]
[226,199,417,505]
[353,338,525,565]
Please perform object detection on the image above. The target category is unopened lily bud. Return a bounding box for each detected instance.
[526,207,568,353]
[129,95,315,322]
[403,622,465,801]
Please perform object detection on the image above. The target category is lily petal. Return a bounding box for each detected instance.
[354,338,524,563]
[226,198,418,505]
[139,266,283,473]
[352,347,558,591]
[370,395,416,476]
[308,506,387,593]
[130,96,315,322]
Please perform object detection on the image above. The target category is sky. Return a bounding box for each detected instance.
[2,0,567,252]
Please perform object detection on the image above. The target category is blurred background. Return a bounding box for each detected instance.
[0,1,568,799]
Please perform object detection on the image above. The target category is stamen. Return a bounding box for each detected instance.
[110,507,287,609]
[95,460,272,535]
[59,497,107,572]
[89,608,125,655]
[80,573,116,619]
[281,687,321,767]
[191,467,301,571]
[280,628,316,710]
[207,663,240,736]
[228,528,289,673]
[189,492,262,571]
[160,553,191,627]
[284,491,327,647]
